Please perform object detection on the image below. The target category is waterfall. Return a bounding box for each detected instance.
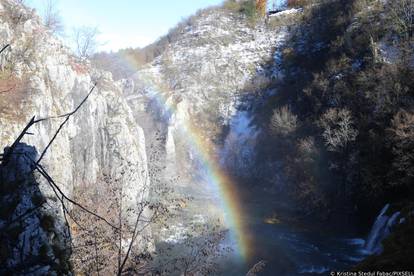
[364,204,400,255]
[166,126,176,161]
[220,111,259,174]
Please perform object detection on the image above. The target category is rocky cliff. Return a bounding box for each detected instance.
[0,0,148,208]
[0,143,71,275]
[0,1,154,272]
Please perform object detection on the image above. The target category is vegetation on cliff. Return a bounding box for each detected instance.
[254,0,414,225]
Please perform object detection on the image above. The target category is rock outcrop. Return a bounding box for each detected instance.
[0,143,71,275]
[0,0,149,209]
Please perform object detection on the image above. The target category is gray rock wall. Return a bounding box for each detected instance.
[0,0,149,209]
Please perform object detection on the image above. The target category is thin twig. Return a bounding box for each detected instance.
[0,44,10,55]
[35,163,119,230]
[1,116,36,165]
[118,204,145,276]
[117,177,151,275]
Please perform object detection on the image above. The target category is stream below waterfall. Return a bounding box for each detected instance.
[217,202,402,276]
[219,208,365,275]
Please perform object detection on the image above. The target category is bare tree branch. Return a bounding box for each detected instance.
[0,44,10,55]
[35,163,119,230]
[1,116,36,165]
[72,26,100,59]
[43,0,64,35]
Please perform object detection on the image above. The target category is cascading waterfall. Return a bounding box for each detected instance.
[364,204,401,255]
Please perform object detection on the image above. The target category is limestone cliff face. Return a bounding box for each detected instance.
[0,0,148,207]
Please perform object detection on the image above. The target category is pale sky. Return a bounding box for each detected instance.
[26,0,285,52]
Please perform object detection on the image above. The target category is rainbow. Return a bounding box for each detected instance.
[118,54,251,259]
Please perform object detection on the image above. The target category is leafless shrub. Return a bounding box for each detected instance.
[390,109,414,139]
[269,105,298,136]
[287,0,310,8]
[0,75,30,122]
[388,109,414,186]
[13,36,39,67]
[297,136,318,161]
[223,0,242,12]
[70,169,167,275]
[3,1,32,26]
[319,108,358,152]
[72,26,100,59]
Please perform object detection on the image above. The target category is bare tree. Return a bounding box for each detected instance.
[72,26,100,59]
[269,105,298,137]
[388,110,414,186]
[70,170,163,275]
[43,0,64,35]
[69,155,185,275]
[319,108,358,152]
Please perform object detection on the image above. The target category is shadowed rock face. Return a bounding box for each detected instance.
[0,143,71,275]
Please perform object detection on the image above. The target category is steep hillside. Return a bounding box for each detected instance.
[255,0,414,221]
[123,7,299,190]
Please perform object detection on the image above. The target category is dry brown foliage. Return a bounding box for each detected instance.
[287,0,309,8]
[0,75,30,122]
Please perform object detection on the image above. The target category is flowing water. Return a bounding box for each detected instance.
[219,207,366,275]
[217,202,401,275]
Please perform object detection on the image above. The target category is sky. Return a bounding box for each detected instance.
[26,0,285,52]
[26,0,225,52]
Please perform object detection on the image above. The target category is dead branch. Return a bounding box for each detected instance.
[0,44,10,55]
[35,163,119,230]
[0,84,16,94]
[1,116,36,165]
